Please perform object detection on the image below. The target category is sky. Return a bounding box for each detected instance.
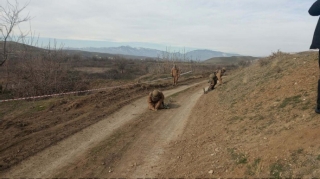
[1,0,319,56]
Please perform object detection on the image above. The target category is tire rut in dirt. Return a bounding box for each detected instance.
[50,84,204,178]
[0,81,186,172]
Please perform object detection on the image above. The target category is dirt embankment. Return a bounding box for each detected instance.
[158,51,320,178]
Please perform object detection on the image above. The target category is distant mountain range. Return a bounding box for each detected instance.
[66,46,241,61]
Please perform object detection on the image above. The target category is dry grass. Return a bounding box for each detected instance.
[160,50,320,178]
[258,50,290,67]
[74,67,112,73]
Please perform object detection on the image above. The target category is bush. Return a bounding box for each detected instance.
[259,50,289,67]
[5,47,89,98]
[238,60,251,67]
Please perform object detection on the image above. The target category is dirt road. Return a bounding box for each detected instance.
[3,81,206,178]
[108,84,204,178]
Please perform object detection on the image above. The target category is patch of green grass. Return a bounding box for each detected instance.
[270,162,284,179]
[238,155,248,164]
[273,73,284,79]
[35,105,46,111]
[279,95,302,108]
[159,74,171,78]
[317,155,320,160]
[257,120,274,130]
[139,74,171,82]
[246,158,261,176]
[228,148,248,164]
[229,116,244,121]
[168,88,190,98]
[0,100,33,119]
[256,80,265,87]
[254,102,262,109]
[290,148,304,162]
[239,93,249,101]
[230,100,237,108]
[250,115,265,120]
[0,112,4,119]
[269,105,276,111]
[301,100,312,111]
[182,73,194,78]
[218,85,228,94]
[260,87,266,93]
[29,99,56,113]
[297,148,304,154]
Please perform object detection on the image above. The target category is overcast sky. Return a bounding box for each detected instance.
[2,0,319,56]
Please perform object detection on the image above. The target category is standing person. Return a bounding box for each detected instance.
[309,0,320,114]
[147,89,165,111]
[216,67,226,85]
[171,64,180,86]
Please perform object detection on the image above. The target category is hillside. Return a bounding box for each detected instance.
[158,51,320,178]
[67,46,241,61]
[204,55,258,65]
[1,42,245,61]
[185,49,240,61]
[0,41,45,53]
[0,42,153,61]
[64,49,151,60]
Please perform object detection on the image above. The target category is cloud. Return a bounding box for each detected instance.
[1,0,318,56]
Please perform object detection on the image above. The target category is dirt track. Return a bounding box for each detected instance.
[4,52,320,178]
[109,83,204,178]
[3,81,206,178]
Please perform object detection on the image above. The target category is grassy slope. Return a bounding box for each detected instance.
[205,56,258,65]
[161,51,320,178]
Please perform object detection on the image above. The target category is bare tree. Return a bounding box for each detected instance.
[0,0,30,66]
[114,56,127,74]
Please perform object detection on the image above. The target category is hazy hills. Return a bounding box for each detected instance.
[2,41,257,62]
[67,46,241,61]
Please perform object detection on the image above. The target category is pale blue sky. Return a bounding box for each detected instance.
[2,0,319,56]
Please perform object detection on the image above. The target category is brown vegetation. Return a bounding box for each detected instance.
[160,50,320,178]
[0,42,241,100]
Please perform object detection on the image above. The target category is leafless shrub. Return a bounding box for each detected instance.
[258,58,271,67]
[0,0,31,66]
[238,60,251,67]
[114,56,127,74]
[273,65,282,73]
[259,50,289,67]
[6,45,88,97]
